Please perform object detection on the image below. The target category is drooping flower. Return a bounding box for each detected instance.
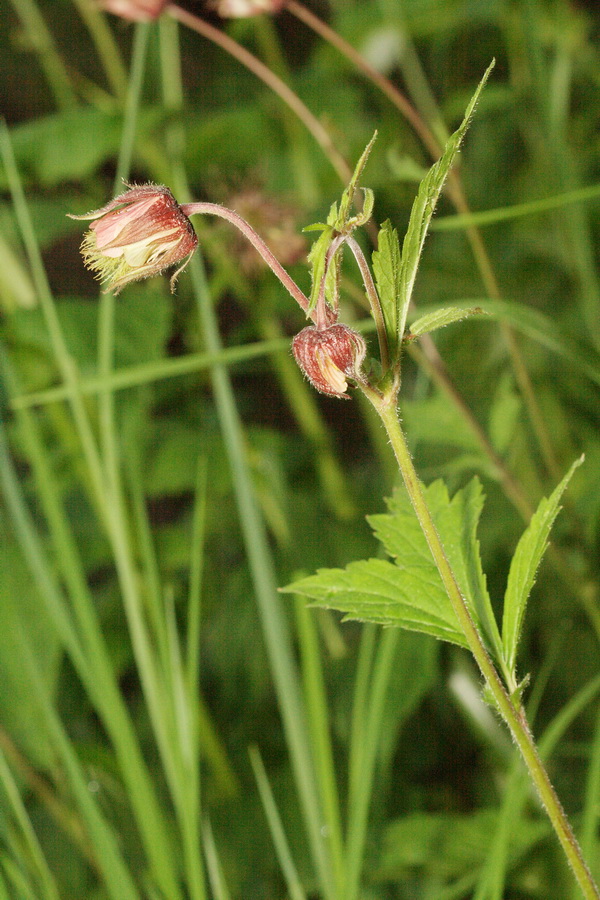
[69,184,198,294]
[213,0,284,18]
[292,324,367,398]
[98,0,168,20]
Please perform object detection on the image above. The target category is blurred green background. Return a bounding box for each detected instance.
[1,1,600,898]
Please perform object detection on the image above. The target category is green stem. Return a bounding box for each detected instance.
[344,235,389,371]
[70,0,128,99]
[8,0,77,110]
[366,388,600,900]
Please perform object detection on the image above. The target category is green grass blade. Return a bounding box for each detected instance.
[188,245,334,898]
[8,617,141,900]
[0,749,60,900]
[6,0,76,110]
[0,120,107,512]
[432,182,600,231]
[0,414,85,674]
[407,300,600,389]
[202,817,232,900]
[187,456,208,698]
[345,628,399,900]
[295,600,345,895]
[70,0,128,99]
[0,867,11,900]
[249,747,308,900]
[164,593,206,900]
[125,434,171,669]
[472,759,527,900]
[0,857,40,900]
[10,338,289,409]
[1,361,183,898]
[578,706,600,894]
[347,625,377,814]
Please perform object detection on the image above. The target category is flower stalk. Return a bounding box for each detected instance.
[344,235,389,372]
[179,202,312,317]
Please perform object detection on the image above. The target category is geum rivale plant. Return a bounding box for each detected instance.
[71,64,598,900]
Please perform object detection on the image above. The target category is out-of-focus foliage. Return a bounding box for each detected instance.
[1,0,600,897]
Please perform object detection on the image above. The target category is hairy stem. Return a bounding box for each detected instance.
[364,387,600,900]
[344,235,389,371]
[180,201,311,316]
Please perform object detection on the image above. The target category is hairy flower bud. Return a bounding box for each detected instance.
[98,0,168,20]
[69,184,198,294]
[292,324,366,398]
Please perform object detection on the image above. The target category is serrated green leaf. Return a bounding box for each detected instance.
[284,477,500,657]
[409,305,487,337]
[372,220,401,354]
[307,224,335,313]
[336,131,377,229]
[302,222,328,233]
[397,61,495,340]
[346,187,374,229]
[371,478,501,658]
[501,456,583,676]
[284,558,468,647]
[405,299,600,388]
[378,808,548,881]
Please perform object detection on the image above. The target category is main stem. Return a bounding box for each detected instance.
[366,389,600,900]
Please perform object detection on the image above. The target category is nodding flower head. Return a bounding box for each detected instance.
[69,184,198,294]
[213,0,284,17]
[98,0,168,20]
[292,324,367,398]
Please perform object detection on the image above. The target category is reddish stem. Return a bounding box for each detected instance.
[181,201,312,316]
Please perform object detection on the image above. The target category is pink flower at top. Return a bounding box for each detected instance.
[69,184,198,293]
[99,0,168,21]
[292,324,366,398]
[214,0,284,18]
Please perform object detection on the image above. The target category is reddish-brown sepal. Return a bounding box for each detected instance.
[292,324,367,398]
[69,184,198,293]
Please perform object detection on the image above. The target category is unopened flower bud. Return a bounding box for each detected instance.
[292,324,366,398]
[98,0,168,20]
[214,0,284,17]
[69,184,198,294]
